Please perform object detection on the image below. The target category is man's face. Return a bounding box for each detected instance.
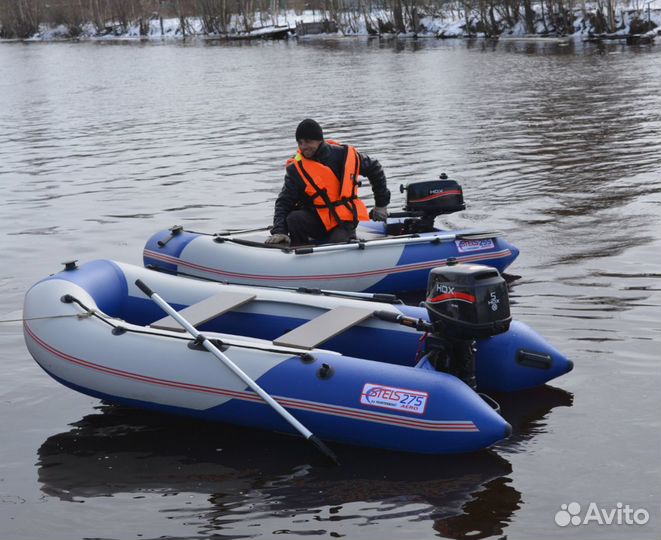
[298,139,322,159]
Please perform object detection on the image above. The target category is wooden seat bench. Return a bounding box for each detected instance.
[273,306,375,350]
[150,291,256,332]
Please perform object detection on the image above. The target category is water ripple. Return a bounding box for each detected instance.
[1,38,660,540]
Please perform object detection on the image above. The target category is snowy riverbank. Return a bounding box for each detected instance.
[5,1,660,42]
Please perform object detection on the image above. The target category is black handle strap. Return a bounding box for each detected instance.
[135,279,154,298]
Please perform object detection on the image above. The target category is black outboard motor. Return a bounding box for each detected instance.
[424,264,511,389]
[387,173,465,235]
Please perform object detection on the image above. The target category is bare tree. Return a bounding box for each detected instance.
[522,0,535,33]
[87,0,109,33]
[108,0,136,31]
[605,0,616,31]
[0,0,44,37]
[173,0,194,35]
[463,0,473,34]
[392,0,405,31]
[198,0,225,32]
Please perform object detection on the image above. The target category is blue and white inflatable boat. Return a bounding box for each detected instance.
[23,259,571,455]
[143,178,519,293]
[144,223,518,293]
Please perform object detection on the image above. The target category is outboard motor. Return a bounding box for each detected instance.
[423,264,511,389]
[387,173,465,235]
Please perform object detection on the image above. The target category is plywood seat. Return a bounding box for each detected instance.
[273,306,375,350]
[150,291,256,332]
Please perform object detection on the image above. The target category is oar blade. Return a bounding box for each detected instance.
[309,435,340,466]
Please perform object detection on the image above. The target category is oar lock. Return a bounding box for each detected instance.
[62,260,79,271]
[297,353,333,380]
[157,225,183,248]
[299,352,315,363]
[317,363,334,380]
[59,294,96,319]
[187,335,229,352]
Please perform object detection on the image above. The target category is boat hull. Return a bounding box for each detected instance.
[24,263,515,454]
[143,225,519,293]
[31,259,572,393]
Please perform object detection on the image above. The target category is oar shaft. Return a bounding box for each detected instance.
[293,229,499,255]
[141,286,315,440]
[217,225,272,236]
[134,279,345,467]
[296,233,457,254]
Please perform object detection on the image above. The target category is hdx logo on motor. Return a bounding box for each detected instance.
[436,284,455,295]
[487,290,500,311]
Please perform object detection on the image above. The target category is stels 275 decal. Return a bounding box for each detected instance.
[360,383,428,414]
[455,238,495,253]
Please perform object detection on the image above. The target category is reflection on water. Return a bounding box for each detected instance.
[494,385,574,451]
[36,385,571,538]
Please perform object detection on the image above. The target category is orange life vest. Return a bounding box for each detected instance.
[287,140,369,232]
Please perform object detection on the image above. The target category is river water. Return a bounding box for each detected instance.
[0,37,660,540]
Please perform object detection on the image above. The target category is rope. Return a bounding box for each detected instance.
[19,294,316,358]
[0,312,95,324]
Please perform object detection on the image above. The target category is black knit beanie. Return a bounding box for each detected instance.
[295,119,324,141]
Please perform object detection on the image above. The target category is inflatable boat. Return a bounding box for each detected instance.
[23,259,572,455]
[143,178,519,292]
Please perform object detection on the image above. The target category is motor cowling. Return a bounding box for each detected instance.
[401,175,465,217]
[425,264,511,340]
[423,264,511,389]
[387,174,465,235]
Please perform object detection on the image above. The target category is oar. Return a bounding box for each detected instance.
[235,281,401,304]
[293,230,498,255]
[215,225,272,236]
[292,233,455,254]
[134,279,339,466]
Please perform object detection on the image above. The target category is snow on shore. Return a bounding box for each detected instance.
[22,2,661,42]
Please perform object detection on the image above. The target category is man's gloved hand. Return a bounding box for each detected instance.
[370,206,389,222]
[265,233,291,246]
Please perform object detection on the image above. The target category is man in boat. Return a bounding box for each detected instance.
[265,119,390,246]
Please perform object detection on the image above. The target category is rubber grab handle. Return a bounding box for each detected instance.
[374,310,402,323]
[375,310,433,332]
[135,279,154,298]
[371,293,400,303]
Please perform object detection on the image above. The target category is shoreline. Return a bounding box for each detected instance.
[1,4,659,43]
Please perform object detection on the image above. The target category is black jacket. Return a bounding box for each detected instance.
[272,142,390,234]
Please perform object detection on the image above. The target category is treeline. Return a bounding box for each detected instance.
[0,0,656,38]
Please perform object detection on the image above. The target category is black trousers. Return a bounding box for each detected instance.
[286,209,356,246]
